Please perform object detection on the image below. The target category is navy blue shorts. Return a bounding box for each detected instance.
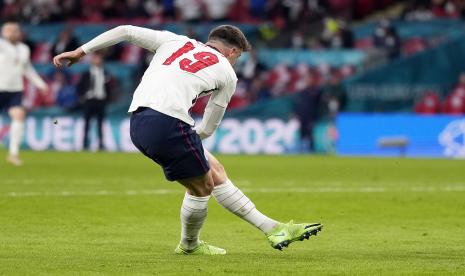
[130,107,210,181]
[0,92,22,111]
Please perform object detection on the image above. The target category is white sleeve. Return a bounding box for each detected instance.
[81,25,179,53]
[195,100,226,140]
[210,74,237,108]
[24,61,47,91]
[195,75,237,140]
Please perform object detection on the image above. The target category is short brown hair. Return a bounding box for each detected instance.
[208,25,252,52]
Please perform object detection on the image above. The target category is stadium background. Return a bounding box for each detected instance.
[2,0,465,158]
[2,1,465,275]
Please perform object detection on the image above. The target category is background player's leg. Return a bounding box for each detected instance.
[176,172,214,250]
[96,102,105,150]
[82,103,92,150]
[7,106,25,165]
[206,151,279,234]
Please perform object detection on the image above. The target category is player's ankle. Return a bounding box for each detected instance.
[180,239,200,250]
[263,221,281,235]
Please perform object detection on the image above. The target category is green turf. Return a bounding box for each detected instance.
[1,151,465,275]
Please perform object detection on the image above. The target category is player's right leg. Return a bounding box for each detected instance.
[175,172,226,255]
[129,107,225,255]
[7,104,26,166]
[206,150,323,250]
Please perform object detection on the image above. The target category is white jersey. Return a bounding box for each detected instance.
[0,38,47,92]
[82,26,237,126]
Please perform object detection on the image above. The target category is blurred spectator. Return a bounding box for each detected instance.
[101,0,124,19]
[61,0,82,20]
[27,1,64,24]
[49,69,79,111]
[414,91,441,114]
[451,72,465,98]
[373,20,401,60]
[229,78,249,109]
[289,30,306,49]
[21,30,36,54]
[267,63,292,97]
[175,0,203,22]
[249,0,267,19]
[402,37,427,56]
[238,50,265,81]
[403,1,435,20]
[431,0,460,18]
[321,70,347,119]
[290,63,311,92]
[320,17,341,48]
[443,94,465,114]
[77,53,114,150]
[52,27,79,57]
[248,75,271,102]
[293,75,321,153]
[339,23,355,48]
[204,0,234,22]
[143,0,165,23]
[125,0,149,19]
[319,18,354,49]
[1,0,401,25]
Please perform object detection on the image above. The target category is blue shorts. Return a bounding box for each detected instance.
[0,92,22,111]
[130,107,210,181]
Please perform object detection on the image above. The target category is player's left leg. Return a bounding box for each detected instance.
[206,151,323,250]
[7,106,26,166]
[207,150,279,233]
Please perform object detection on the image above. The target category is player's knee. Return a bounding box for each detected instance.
[9,107,25,121]
[211,162,227,185]
[194,182,213,197]
[204,181,214,195]
[186,183,212,197]
[185,174,214,197]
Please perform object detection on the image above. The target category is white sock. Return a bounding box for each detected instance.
[180,193,210,250]
[9,120,24,157]
[212,179,279,234]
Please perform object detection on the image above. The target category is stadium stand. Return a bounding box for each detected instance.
[2,0,465,116]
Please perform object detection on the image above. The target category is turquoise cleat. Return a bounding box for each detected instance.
[266,220,323,251]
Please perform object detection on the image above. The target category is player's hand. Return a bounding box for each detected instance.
[53,48,86,68]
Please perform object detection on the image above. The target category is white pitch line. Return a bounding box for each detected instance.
[3,186,465,197]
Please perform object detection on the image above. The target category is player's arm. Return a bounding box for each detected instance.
[196,77,237,140]
[24,57,47,92]
[53,25,176,67]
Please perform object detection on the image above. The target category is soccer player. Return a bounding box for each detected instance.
[53,25,322,255]
[1,21,48,166]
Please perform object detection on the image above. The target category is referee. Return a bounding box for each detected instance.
[0,21,48,165]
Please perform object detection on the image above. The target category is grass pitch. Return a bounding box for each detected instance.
[1,151,465,275]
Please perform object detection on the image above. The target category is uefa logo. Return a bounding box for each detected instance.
[439,119,465,158]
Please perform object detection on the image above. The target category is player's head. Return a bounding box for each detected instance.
[207,25,251,66]
[1,21,21,44]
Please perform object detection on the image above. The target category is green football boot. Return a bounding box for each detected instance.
[266,220,323,251]
[174,241,226,255]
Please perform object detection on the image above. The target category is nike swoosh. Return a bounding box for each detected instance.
[273,233,285,237]
[305,224,322,229]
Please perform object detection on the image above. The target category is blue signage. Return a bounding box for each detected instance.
[337,113,465,158]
